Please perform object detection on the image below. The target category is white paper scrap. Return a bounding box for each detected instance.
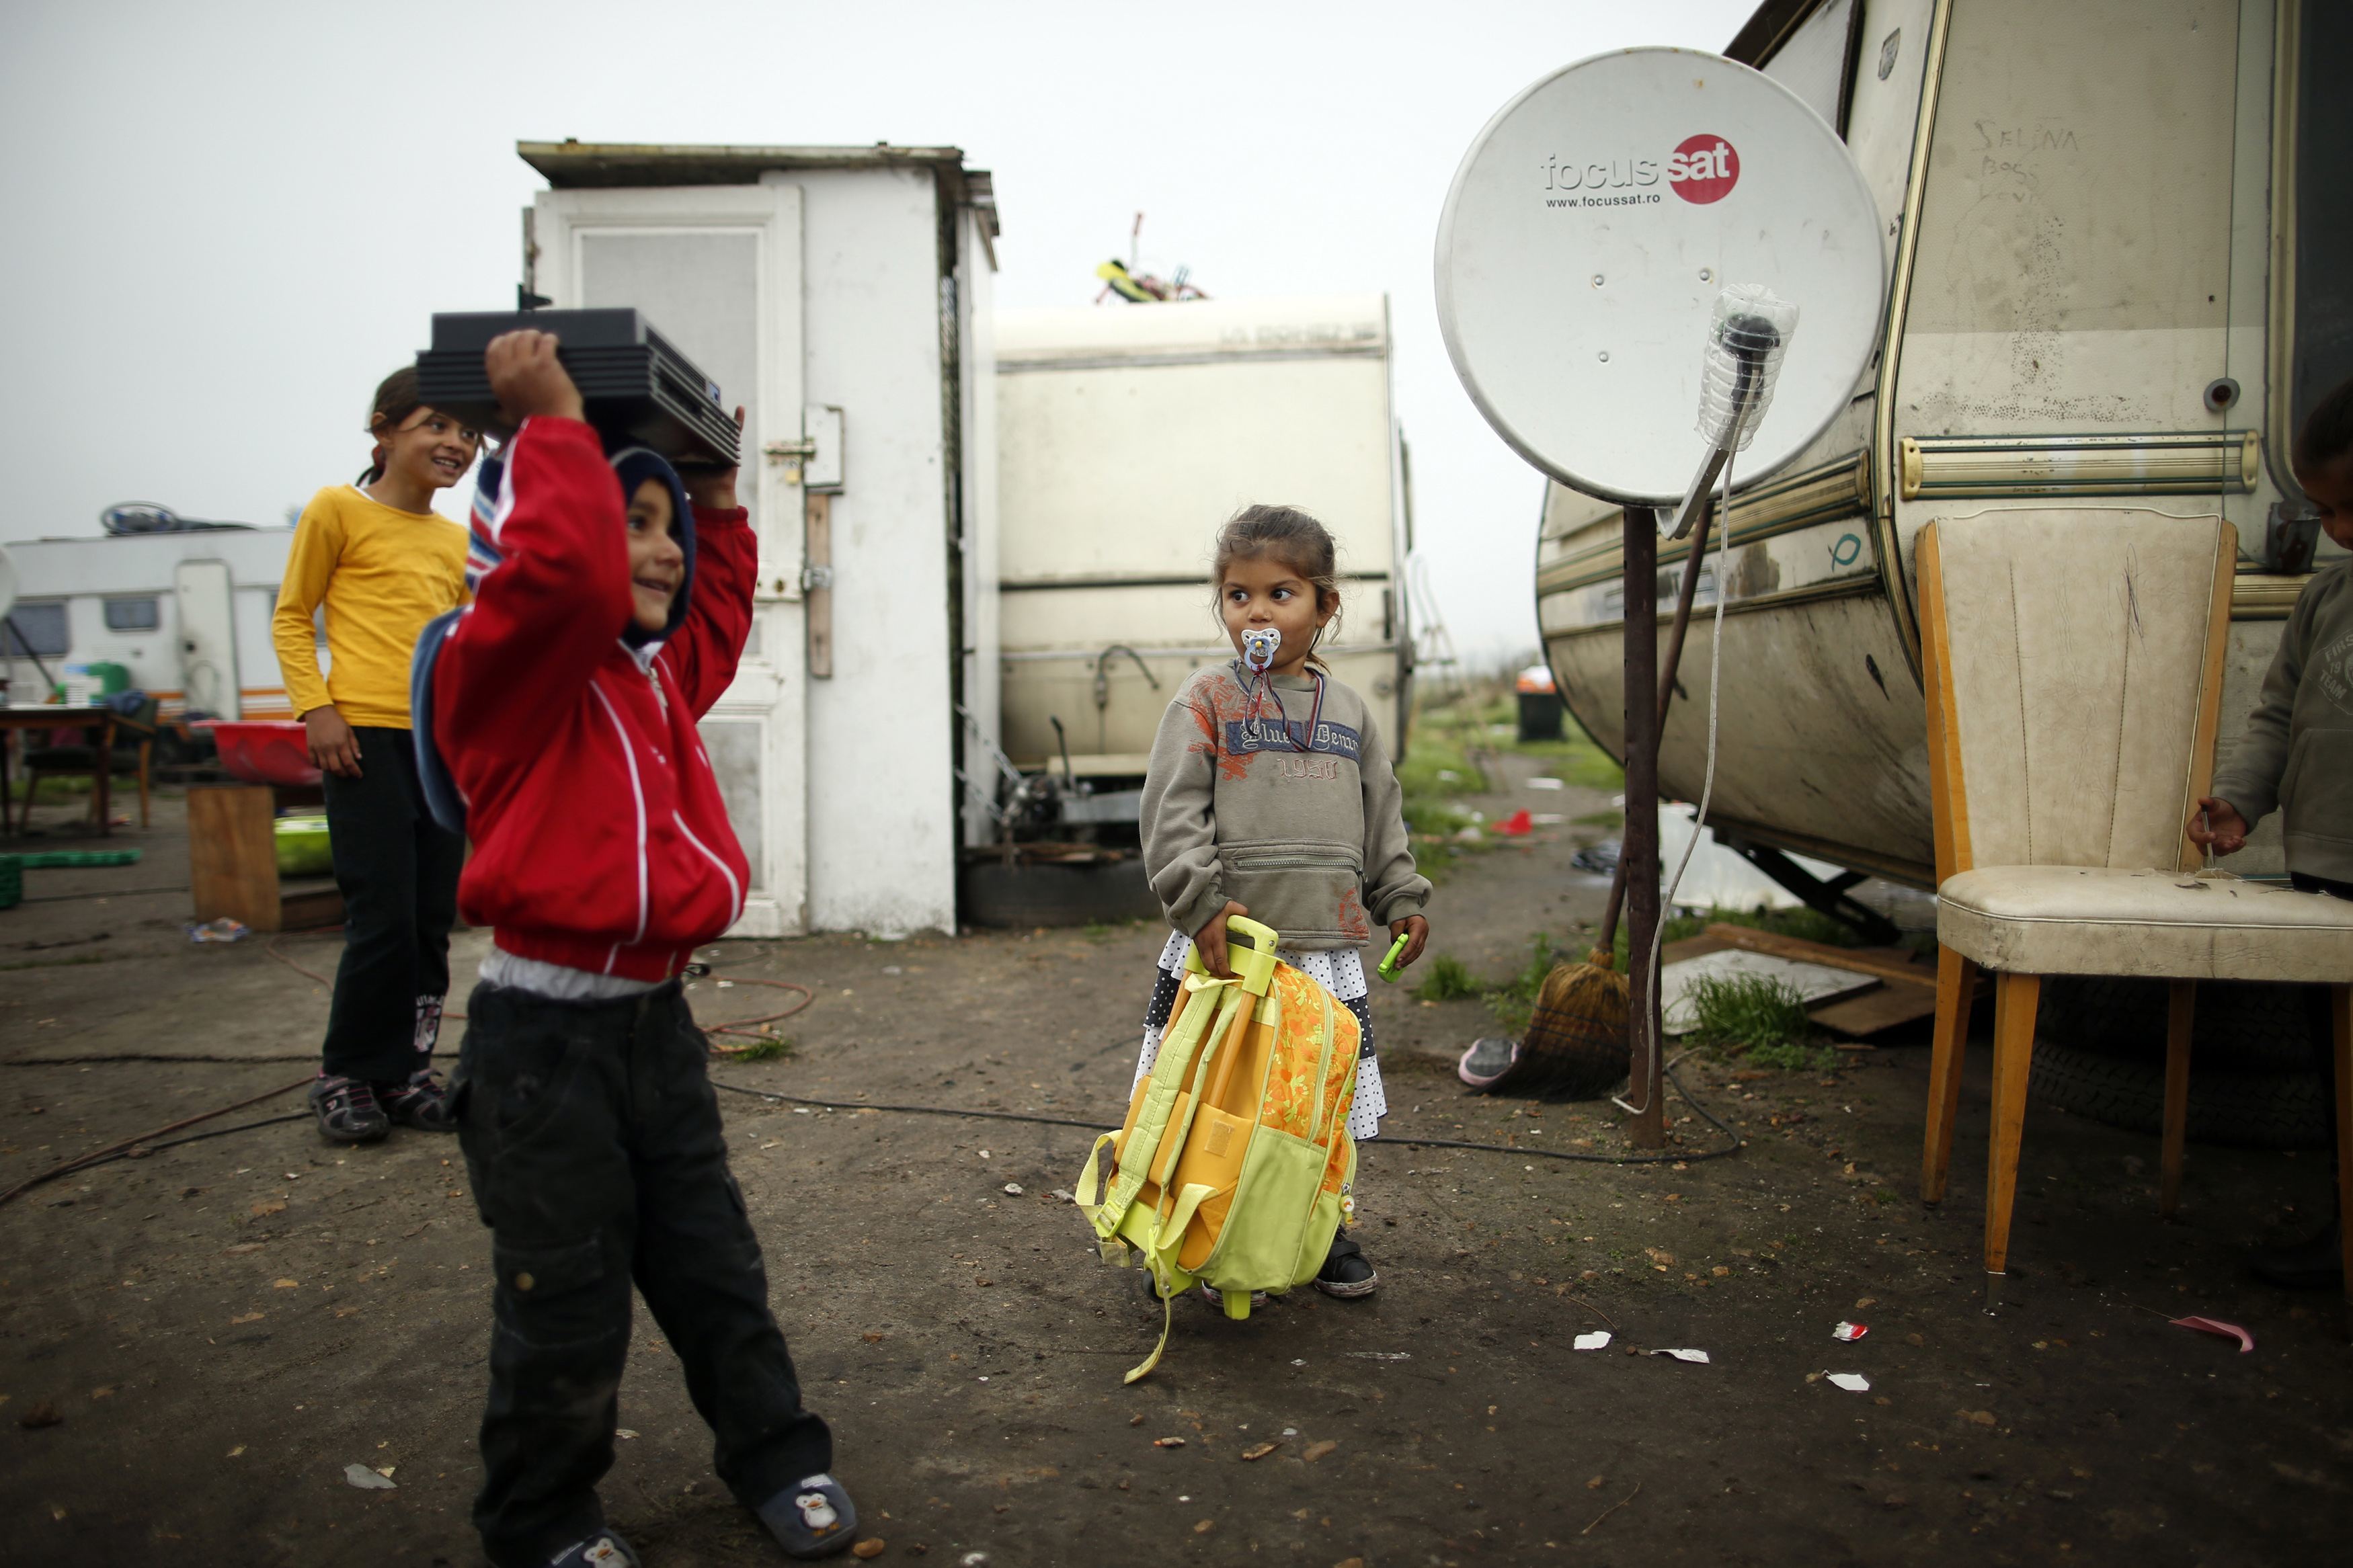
[1650,1348,1711,1364]
[1827,1372,1871,1393]
[1574,1331,1611,1351]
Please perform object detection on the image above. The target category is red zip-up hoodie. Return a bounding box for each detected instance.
[432,416,754,981]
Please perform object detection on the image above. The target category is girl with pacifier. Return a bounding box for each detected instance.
[1136,503,1431,1299]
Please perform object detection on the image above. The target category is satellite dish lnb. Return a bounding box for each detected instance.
[1436,48,1885,503]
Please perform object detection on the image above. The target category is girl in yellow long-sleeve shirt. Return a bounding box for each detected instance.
[270,368,478,1144]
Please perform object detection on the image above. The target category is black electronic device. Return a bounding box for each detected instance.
[415,308,740,466]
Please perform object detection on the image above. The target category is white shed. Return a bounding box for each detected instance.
[517,140,1000,939]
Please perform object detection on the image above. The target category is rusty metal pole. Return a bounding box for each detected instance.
[1622,505,1665,1148]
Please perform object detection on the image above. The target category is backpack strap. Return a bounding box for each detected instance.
[1125,1179,1219,1385]
[1081,973,1240,1238]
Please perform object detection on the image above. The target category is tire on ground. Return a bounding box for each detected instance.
[2027,1038,2331,1150]
[2036,977,2323,1073]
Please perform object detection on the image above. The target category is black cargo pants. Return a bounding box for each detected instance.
[454,981,832,1568]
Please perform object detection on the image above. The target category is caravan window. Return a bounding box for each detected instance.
[3,602,69,657]
[2287,0,2352,470]
[104,596,161,632]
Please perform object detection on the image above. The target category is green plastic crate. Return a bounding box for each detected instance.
[275,817,333,878]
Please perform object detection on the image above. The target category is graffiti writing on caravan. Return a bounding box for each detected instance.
[1540,134,1741,206]
[1223,716,1363,762]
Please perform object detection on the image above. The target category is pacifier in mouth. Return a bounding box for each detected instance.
[1240,626,1282,673]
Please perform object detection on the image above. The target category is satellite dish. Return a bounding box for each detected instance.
[1436,48,1886,503]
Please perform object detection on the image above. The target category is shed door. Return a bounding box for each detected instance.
[530,185,808,936]
[174,560,241,719]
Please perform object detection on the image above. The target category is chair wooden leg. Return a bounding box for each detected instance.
[2329,985,2353,1342]
[1922,945,1976,1205]
[2161,981,2195,1217]
[1985,972,2042,1280]
[136,743,151,830]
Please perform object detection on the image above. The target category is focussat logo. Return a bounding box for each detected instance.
[1540,133,1741,207]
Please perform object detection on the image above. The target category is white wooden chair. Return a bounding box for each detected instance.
[1915,511,2353,1317]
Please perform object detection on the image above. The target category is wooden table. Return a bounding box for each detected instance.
[0,706,116,837]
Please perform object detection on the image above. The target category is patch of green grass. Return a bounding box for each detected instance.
[722,1034,799,1063]
[1681,974,1837,1072]
[1412,954,1480,1003]
[1572,809,1624,828]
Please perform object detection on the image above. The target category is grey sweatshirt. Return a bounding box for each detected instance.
[2209,556,2353,884]
[1141,661,1431,950]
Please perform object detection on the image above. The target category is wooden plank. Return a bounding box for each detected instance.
[188,784,281,931]
[1703,923,1940,987]
[1813,984,1940,1037]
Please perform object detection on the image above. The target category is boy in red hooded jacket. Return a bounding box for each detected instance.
[415,332,855,1567]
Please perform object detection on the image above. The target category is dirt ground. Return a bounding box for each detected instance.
[3,766,2350,1567]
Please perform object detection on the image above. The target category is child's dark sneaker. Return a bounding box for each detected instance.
[1197,1283,1269,1311]
[378,1068,458,1132]
[758,1473,859,1559]
[310,1074,389,1144]
[547,1532,638,1567]
[1313,1233,1379,1299]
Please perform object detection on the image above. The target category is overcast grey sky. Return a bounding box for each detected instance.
[2,0,1753,662]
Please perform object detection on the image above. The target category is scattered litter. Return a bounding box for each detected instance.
[716,979,735,989]
[1347,1351,1410,1361]
[883,965,904,975]
[1049,1189,1074,1203]
[343,1463,396,1490]
[1453,825,1483,843]
[1833,1321,1869,1342]
[226,1445,245,1457]
[2170,1316,2254,1354]
[1002,1183,1024,1196]
[1827,1373,1871,1393]
[1437,770,1462,783]
[186,918,249,944]
[1491,809,1535,836]
[18,1401,62,1430]
[1573,1331,1611,1351]
[960,1555,989,1568]
[1289,1359,1306,1367]
[794,1108,813,1115]
[615,1429,639,1440]
[1240,1440,1282,1460]
[1302,1440,1339,1462]
[1530,813,1566,825]
[1650,1348,1711,1364]
[1525,777,1565,790]
[1153,1437,1186,1448]
[1282,1427,1298,1436]
[978,1150,992,1159]
[852,1541,887,1560]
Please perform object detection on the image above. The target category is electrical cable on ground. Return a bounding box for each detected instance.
[0,1077,314,1208]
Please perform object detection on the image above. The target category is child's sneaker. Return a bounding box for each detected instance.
[1313,1234,1379,1299]
[309,1074,389,1144]
[547,1533,638,1567]
[1197,1283,1269,1311]
[757,1473,859,1559]
[378,1068,458,1132]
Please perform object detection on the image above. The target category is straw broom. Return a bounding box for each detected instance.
[1480,503,1716,1100]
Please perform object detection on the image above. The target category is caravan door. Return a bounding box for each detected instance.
[174,560,241,718]
[528,184,808,936]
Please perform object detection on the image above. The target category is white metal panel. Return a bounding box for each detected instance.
[174,559,241,718]
[958,204,1003,852]
[1843,0,1938,275]
[1763,0,1860,130]
[534,183,809,936]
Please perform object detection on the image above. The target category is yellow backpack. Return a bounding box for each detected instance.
[1074,915,1361,1382]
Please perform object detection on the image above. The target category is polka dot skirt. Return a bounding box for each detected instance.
[1131,929,1388,1141]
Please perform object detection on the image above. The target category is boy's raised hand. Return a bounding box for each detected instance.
[2188,796,2249,855]
[678,407,747,512]
[485,330,585,427]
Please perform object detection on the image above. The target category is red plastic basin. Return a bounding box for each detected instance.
[194,720,321,786]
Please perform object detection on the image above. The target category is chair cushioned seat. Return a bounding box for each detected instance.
[1940,865,2353,982]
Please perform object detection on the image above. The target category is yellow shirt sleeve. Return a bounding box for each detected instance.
[272,491,344,719]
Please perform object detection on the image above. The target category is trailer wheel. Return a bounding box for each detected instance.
[2036,977,2324,1074]
[2028,1040,2331,1150]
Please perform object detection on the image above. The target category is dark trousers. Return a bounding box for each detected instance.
[321,726,463,1083]
[454,981,832,1568]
